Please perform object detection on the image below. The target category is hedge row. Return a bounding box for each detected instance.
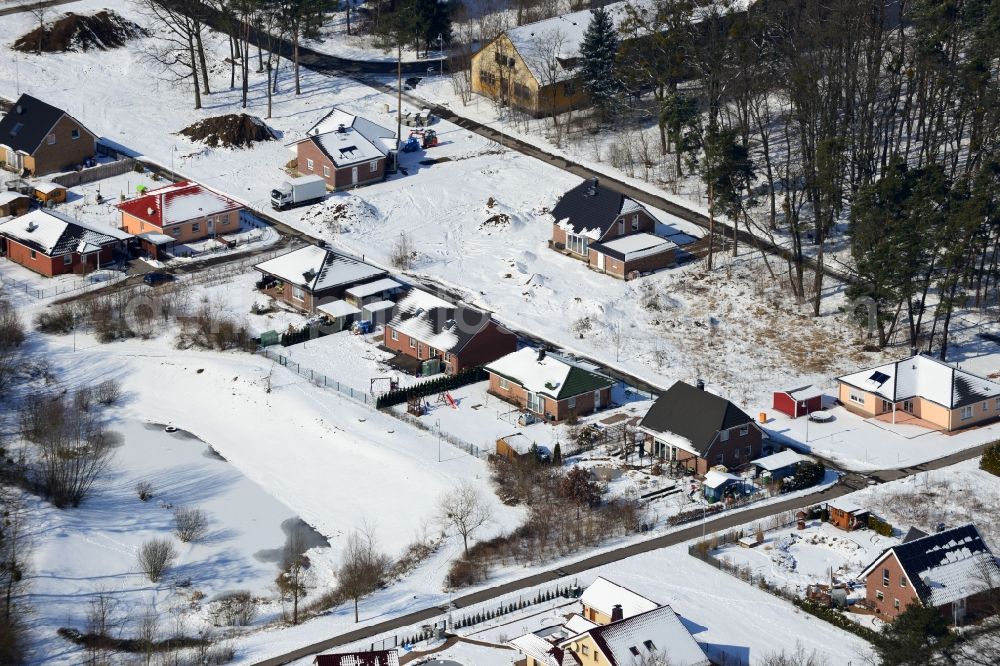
[792,598,879,643]
[868,514,893,536]
[376,367,487,409]
[981,440,1000,476]
[280,324,331,347]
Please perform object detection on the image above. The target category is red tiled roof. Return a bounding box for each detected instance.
[116,181,242,229]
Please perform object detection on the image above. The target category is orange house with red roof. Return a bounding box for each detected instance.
[117,181,244,244]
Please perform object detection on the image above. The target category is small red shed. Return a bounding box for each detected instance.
[772,386,824,418]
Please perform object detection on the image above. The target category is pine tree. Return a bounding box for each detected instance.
[579,6,623,122]
[872,603,957,665]
[552,442,563,466]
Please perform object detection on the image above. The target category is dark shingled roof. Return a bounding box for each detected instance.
[639,381,756,455]
[0,94,72,154]
[551,179,633,237]
[861,524,999,605]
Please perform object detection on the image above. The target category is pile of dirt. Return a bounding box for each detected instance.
[300,195,379,234]
[13,11,148,53]
[480,213,510,230]
[179,114,276,149]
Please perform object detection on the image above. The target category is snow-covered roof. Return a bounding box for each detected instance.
[751,450,807,472]
[498,433,535,455]
[300,108,398,168]
[486,348,613,400]
[0,208,130,256]
[782,385,823,400]
[317,300,361,318]
[837,354,1000,409]
[703,470,741,489]
[581,576,658,620]
[313,650,400,666]
[32,181,64,194]
[345,277,403,299]
[860,524,1000,608]
[507,633,559,666]
[827,497,866,514]
[564,604,709,666]
[362,299,396,313]
[254,245,386,293]
[136,231,176,245]
[387,289,498,354]
[593,232,676,261]
[117,181,243,227]
[0,191,28,206]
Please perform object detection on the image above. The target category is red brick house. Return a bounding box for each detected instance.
[0,209,131,277]
[0,94,97,176]
[638,381,765,476]
[859,524,1000,623]
[550,178,676,279]
[253,244,387,313]
[383,289,516,375]
[485,347,613,422]
[291,108,397,191]
[117,181,243,244]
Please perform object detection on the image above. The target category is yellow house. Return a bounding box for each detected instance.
[836,354,1000,432]
[580,575,658,625]
[471,2,645,116]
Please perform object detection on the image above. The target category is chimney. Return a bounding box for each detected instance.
[337,123,347,133]
[910,346,918,357]
[696,378,705,391]
[537,348,546,362]
[591,177,599,190]
[610,604,623,623]
[16,104,23,114]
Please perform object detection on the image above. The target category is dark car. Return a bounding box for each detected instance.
[142,272,175,286]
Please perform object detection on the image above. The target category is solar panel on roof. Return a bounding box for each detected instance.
[868,371,890,386]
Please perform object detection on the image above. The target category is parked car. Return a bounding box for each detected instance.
[143,272,175,286]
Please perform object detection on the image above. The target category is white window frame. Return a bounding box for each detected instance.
[739,425,749,436]
[618,219,625,235]
[291,286,306,301]
[170,226,181,236]
[995,397,1000,410]
[876,590,884,601]
[63,255,73,266]
[30,250,36,259]
[568,396,576,409]
[71,129,80,140]
[745,445,752,457]
[47,134,56,145]
[984,401,989,412]
[962,405,973,420]
[409,338,416,349]
[370,160,378,173]
[632,214,639,230]
[526,392,543,413]
[390,329,398,341]
[719,429,730,442]
[849,390,865,405]
[566,234,589,257]
[192,223,200,233]
[306,158,314,171]
[323,165,330,178]
[498,377,509,390]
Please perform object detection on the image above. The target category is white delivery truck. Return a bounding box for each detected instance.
[271,175,326,210]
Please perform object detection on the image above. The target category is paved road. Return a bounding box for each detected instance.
[249,436,989,666]
[0,0,79,17]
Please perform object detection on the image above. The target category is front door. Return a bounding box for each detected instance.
[902,400,914,414]
[207,217,214,235]
[597,252,605,271]
[594,390,602,410]
[351,166,359,185]
[881,399,893,414]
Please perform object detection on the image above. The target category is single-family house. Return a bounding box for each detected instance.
[509,615,599,666]
[0,209,131,277]
[0,191,30,217]
[0,93,97,176]
[313,649,399,666]
[750,449,809,481]
[772,385,823,418]
[291,108,397,190]
[837,353,1000,432]
[117,181,243,244]
[557,604,710,666]
[471,3,641,116]
[254,245,387,313]
[485,347,614,422]
[550,178,675,279]
[383,289,517,375]
[859,523,1000,623]
[638,380,765,476]
[580,576,658,625]
[826,497,869,532]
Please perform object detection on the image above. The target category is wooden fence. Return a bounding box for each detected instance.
[51,158,136,188]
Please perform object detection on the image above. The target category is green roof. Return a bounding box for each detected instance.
[556,365,614,399]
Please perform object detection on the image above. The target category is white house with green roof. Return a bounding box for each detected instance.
[485,347,614,422]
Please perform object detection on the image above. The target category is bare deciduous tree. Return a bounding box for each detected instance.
[337,523,391,622]
[0,490,30,665]
[94,380,122,406]
[136,538,178,583]
[275,528,311,625]
[389,232,415,270]
[438,480,492,556]
[137,0,208,110]
[0,297,24,395]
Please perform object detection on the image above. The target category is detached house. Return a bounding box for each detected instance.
[580,577,658,625]
[254,245,387,313]
[291,108,397,190]
[485,347,613,422]
[639,380,765,475]
[117,181,243,244]
[837,353,1000,432]
[383,289,517,375]
[550,178,676,279]
[859,523,1000,623]
[0,209,131,277]
[0,93,97,176]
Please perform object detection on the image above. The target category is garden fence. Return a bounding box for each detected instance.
[257,347,371,405]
